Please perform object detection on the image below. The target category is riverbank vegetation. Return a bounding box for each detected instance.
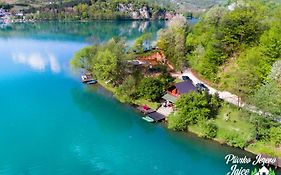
[71,0,281,157]
[169,93,281,156]
[71,15,187,107]
[157,14,189,70]
[71,35,174,109]
[168,92,222,139]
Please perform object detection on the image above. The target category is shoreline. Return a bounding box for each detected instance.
[6,16,199,25]
[93,80,281,168]
[7,18,171,25]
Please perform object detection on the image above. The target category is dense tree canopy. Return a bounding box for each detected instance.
[132,33,153,53]
[116,75,138,103]
[157,15,189,70]
[137,77,165,102]
[252,81,281,118]
[168,92,221,131]
[71,38,128,84]
[24,0,174,20]
[186,0,281,112]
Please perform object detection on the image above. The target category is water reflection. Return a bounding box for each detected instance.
[0,21,165,75]
[12,52,61,73]
[49,54,61,73]
[0,21,166,43]
[70,86,134,134]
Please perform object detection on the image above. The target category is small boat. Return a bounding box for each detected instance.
[87,80,97,85]
[142,116,155,123]
[81,73,94,83]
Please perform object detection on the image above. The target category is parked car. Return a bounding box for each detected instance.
[196,83,209,92]
[182,75,191,81]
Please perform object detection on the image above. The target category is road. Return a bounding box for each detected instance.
[180,69,243,106]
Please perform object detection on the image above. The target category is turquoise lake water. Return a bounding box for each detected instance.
[0,21,280,175]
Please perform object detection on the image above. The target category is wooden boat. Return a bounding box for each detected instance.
[142,116,155,123]
[87,80,97,85]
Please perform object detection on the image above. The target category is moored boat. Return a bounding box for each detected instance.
[81,73,94,83]
[142,116,155,123]
[87,80,97,85]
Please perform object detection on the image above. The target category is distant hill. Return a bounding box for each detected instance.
[0,0,227,19]
[1,0,225,10]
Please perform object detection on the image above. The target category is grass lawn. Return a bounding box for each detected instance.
[174,78,183,83]
[202,104,280,157]
[98,81,117,93]
[134,98,160,110]
[188,124,205,137]
[188,104,281,157]
[215,104,254,143]
[188,104,254,142]
[247,141,281,157]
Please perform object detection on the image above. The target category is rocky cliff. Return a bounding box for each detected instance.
[117,3,174,20]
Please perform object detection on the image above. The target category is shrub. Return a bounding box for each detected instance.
[269,126,281,147]
[202,121,218,139]
[168,113,188,131]
[224,132,248,149]
[168,92,222,131]
[137,77,164,102]
[116,75,138,103]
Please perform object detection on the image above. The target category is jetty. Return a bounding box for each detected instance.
[81,73,95,83]
[137,105,155,115]
[137,105,166,122]
[146,112,166,122]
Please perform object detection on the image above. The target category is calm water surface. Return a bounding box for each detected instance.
[0,21,279,175]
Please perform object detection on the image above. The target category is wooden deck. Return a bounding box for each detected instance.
[147,112,166,122]
[137,106,156,115]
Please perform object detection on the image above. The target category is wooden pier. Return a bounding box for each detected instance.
[147,112,166,122]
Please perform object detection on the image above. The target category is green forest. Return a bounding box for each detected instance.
[1,0,228,20]
[186,0,281,116]
[1,0,174,20]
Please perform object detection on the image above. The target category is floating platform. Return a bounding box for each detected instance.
[147,112,166,122]
[137,105,156,115]
[81,74,95,83]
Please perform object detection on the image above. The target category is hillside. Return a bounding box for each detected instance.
[1,0,226,16]
[0,0,177,20]
[186,0,281,117]
[151,0,281,156]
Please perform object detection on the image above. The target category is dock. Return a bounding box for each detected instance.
[81,73,95,83]
[137,105,156,115]
[147,112,166,122]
